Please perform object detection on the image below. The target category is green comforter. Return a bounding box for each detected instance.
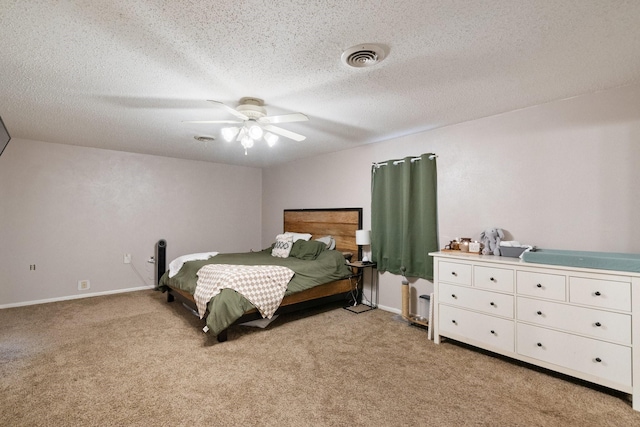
[158,248,353,336]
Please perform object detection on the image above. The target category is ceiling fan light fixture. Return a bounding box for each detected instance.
[221,126,240,142]
[248,124,263,139]
[264,132,279,147]
[241,135,254,148]
[241,135,254,156]
[189,97,309,154]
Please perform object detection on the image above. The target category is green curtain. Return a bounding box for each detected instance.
[371,153,438,280]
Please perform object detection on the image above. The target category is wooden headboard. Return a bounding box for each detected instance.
[283,208,363,261]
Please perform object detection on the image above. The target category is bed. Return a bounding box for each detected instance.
[156,208,363,342]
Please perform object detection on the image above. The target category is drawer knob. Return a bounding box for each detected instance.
[451,272,457,276]
[595,322,602,327]
[490,277,496,282]
[490,302,496,307]
[537,342,543,347]
[452,320,457,324]
[536,283,542,288]
[536,311,542,316]
[490,330,496,335]
[451,294,457,299]
[594,291,601,296]
[595,357,602,363]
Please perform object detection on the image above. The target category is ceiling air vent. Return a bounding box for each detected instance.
[341,44,386,68]
[194,136,216,142]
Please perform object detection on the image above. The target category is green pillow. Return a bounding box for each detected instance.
[290,239,327,260]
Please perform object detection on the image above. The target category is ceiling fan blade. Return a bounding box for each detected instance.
[207,100,249,121]
[262,124,306,142]
[258,112,309,124]
[183,120,243,124]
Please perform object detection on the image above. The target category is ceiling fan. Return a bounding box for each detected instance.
[185,97,308,154]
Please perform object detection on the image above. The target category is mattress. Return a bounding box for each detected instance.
[521,249,640,273]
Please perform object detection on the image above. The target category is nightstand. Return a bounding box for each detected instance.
[344,261,378,313]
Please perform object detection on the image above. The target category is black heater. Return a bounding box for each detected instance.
[156,239,167,286]
[0,116,11,157]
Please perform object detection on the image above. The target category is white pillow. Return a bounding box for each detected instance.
[284,232,313,242]
[272,233,294,258]
[315,235,336,250]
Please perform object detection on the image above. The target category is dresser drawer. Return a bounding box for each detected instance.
[569,277,631,312]
[517,271,566,301]
[438,261,472,286]
[516,323,631,387]
[474,265,514,292]
[516,297,631,344]
[440,283,514,318]
[440,305,514,353]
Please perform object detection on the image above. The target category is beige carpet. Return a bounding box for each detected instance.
[1,290,639,426]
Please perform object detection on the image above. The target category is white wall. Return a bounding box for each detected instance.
[0,140,262,306]
[262,83,640,314]
[3,83,639,312]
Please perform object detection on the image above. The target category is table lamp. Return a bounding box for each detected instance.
[355,229,371,262]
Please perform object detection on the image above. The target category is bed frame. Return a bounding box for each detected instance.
[159,207,363,342]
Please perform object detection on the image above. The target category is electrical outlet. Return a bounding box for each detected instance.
[78,280,90,291]
[123,253,131,264]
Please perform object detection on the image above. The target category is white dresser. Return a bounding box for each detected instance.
[430,251,640,411]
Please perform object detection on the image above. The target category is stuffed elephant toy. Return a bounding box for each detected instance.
[480,227,504,256]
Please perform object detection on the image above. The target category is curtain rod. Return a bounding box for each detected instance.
[373,154,437,168]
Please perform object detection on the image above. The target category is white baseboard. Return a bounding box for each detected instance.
[375,303,400,314]
[0,285,155,309]
[2,287,404,314]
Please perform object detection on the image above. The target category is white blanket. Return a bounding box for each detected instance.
[194,264,295,319]
[168,252,219,278]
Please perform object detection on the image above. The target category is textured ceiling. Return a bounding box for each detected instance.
[2,1,640,168]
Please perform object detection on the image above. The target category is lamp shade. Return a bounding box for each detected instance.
[264,132,279,146]
[248,124,263,139]
[355,229,371,245]
[221,126,240,142]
